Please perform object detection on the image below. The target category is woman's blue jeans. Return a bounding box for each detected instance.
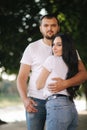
[46,96,78,130]
[26,97,46,130]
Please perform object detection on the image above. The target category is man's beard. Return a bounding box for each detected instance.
[45,35,55,40]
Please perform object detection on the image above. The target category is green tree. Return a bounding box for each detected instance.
[0,0,87,73]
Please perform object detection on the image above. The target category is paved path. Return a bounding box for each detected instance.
[0,110,87,130]
[0,99,87,130]
[0,121,26,130]
[77,111,87,130]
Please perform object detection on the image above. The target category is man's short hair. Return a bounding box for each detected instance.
[39,14,60,26]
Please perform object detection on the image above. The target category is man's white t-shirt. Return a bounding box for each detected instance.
[21,39,52,99]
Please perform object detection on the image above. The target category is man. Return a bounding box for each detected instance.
[17,14,87,130]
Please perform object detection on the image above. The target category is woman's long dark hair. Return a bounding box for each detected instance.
[52,33,80,100]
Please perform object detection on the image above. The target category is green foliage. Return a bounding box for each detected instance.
[0,0,87,75]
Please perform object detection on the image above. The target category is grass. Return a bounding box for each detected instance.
[0,93,22,107]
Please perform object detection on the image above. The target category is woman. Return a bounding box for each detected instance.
[36,33,80,130]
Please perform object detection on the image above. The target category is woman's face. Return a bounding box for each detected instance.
[52,36,62,56]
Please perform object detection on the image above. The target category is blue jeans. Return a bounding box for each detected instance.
[46,96,78,130]
[26,97,46,130]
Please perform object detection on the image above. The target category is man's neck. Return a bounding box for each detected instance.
[43,38,52,46]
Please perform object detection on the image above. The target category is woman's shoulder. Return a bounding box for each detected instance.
[46,55,54,60]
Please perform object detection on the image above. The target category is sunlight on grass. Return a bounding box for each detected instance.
[0,94,22,107]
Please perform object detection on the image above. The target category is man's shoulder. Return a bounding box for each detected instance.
[29,39,42,47]
[25,39,42,51]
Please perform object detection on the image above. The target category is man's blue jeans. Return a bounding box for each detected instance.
[26,97,46,130]
[45,96,78,130]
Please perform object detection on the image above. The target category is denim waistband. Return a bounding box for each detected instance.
[46,94,72,101]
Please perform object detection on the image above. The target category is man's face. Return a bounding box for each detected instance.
[40,18,60,40]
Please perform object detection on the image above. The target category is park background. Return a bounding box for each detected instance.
[0,0,87,129]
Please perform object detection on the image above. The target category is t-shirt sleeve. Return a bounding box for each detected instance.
[42,57,53,72]
[20,45,33,65]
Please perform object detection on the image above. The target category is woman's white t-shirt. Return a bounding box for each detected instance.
[42,56,69,98]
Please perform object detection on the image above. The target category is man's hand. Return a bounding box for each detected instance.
[24,97,38,113]
[48,78,66,93]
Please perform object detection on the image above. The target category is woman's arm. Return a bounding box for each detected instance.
[48,60,87,93]
[36,67,50,89]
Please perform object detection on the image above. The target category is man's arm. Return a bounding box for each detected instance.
[48,60,87,93]
[17,64,30,102]
[17,63,37,112]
